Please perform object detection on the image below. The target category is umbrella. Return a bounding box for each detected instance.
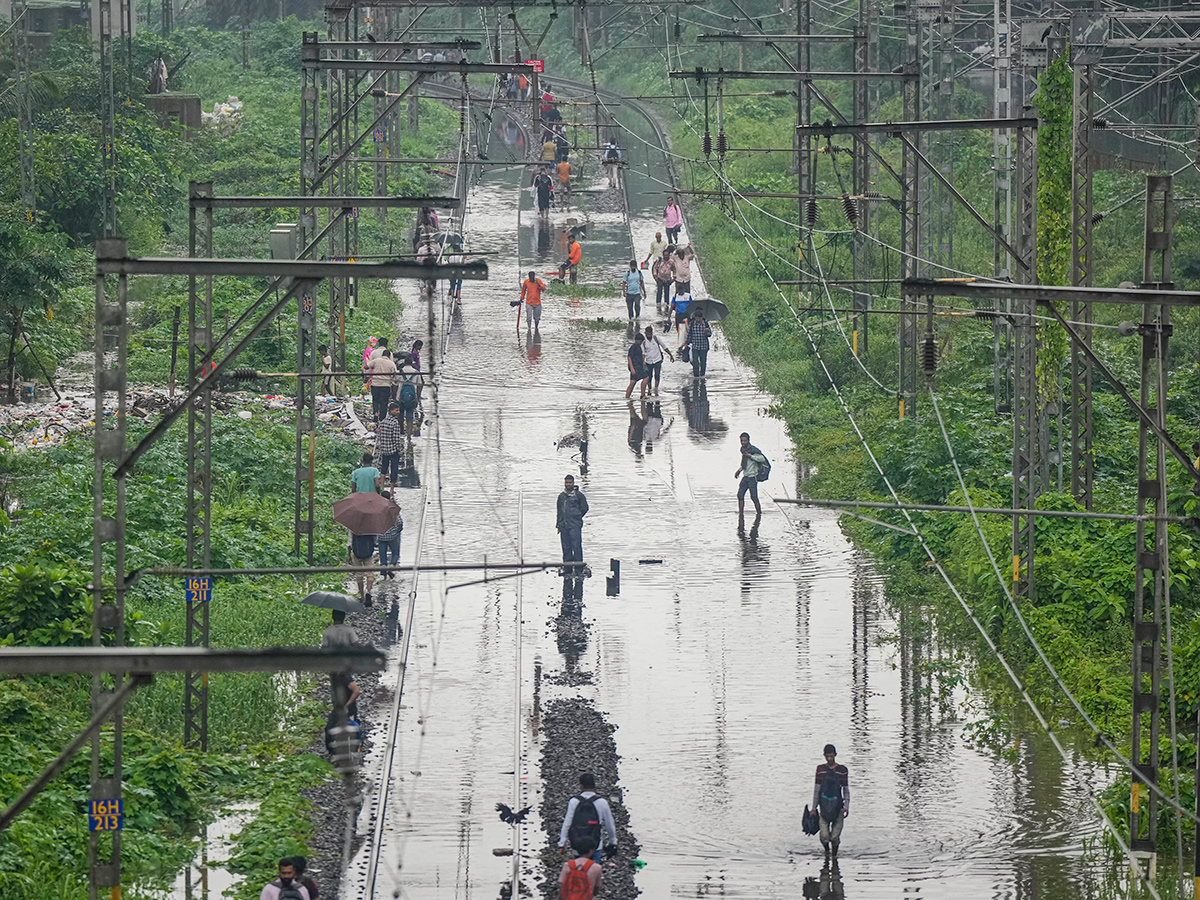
[333,492,400,536]
[688,297,730,322]
[301,591,368,614]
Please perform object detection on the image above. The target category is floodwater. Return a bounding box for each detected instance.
[342,116,1125,900]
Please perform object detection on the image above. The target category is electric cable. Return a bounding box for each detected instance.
[721,194,1167,895]
[924,388,1200,831]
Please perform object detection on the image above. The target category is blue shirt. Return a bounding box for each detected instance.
[674,295,691,315]
[624,270,643,294]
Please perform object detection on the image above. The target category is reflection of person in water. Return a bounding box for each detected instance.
[679,381,727,440]
[627,400,647,458]
[398,440,420,489]
[524,326,542,367]
[643,401,668,451]
[737,515,770,603]
[556,574,588,676]
[537,220,552,257]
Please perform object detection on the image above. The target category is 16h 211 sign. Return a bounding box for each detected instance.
[525,59,544,73]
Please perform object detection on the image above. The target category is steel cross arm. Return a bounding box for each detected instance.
[698,32,856,42]
[776,497,1192,523]
[723,0,801,72]
[0,675,149,832]
[96,258,488,279]
[114,275,319,478]
[807,82,905,191]
[308,59,535,74]
[900,277,1200,307]
[313,40,483,50]
[311,74,427,193]
[1038,301,1200,491]
[207,212,345,363]
[348,157,540,165]
[0,647,387,675]
[669,68,915,81]
[125,561,575,585]
[797,117,1039,135]
[898,134,1029,271]
[189,195,463,209]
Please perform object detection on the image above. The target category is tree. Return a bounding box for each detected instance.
[0,208,70,401]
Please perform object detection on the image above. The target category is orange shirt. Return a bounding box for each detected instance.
[521,277,545,305]
[568,241,581,265]
[557,161,572,184]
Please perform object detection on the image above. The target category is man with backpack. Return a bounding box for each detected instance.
[259,858,310,900]
[559,837,602,900]
[602,141,621,188]
[734,431,769,524]
[557,773,618,862]
[813,743,850,857]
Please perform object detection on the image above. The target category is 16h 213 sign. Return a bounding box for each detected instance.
[89,799,123,831]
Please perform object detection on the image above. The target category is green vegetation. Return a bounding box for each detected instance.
[632,32,1200,856]
[0,12,470,897]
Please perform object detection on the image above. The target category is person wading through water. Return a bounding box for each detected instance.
[558,773,618,863]
[813,743,850,857]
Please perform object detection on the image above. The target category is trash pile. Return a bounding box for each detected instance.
[201,95,244,134]
[1,389,377,453]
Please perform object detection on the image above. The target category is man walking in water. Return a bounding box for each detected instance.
[556,474,589,576]
[734,431,767,524]
[813,743,849,857]
[558,773,618,862]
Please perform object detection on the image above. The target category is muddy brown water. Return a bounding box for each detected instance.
[334,126,1124,900]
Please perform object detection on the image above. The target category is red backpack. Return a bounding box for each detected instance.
[560,858,595,900]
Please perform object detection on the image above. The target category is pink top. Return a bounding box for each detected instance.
[664,203,683,229]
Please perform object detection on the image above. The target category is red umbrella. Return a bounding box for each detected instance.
[333,493,399,536]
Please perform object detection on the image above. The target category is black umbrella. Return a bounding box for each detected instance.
[688,297,730,322]
[301,591,368,614]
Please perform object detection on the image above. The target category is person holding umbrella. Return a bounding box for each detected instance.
[681,309,712,377]
[333,492,401,608]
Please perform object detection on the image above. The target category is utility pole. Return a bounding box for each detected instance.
[99,0,117,238]
[796,0,811,307]
[14,0,36,224]
[1130,174,1174,879]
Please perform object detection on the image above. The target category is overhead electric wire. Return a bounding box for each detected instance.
[721,192,1165,896]
[924,389,1200,831]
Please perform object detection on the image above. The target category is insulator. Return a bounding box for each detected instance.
[1091,211,1107,225]
[920,332,938,378]
[974,307,998,321]
[702,132,712,158]
[805,198,819,229]
[716,130,728,158]
[841,194,859,227]
[1093,117,1109,129]
[864,190,883,199]
[674,18,682,39]
[230,367,259,380]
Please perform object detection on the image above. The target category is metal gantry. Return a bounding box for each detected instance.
[14,0,35,222]
[1130,175,1174,868]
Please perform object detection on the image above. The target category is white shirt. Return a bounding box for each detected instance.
[642,335,668,365]
[558,791,618,848]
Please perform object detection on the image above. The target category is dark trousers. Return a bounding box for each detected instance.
[656,280,670,306]
[371,386,391,421]
[691,347,708,376]
[380,451,400,483]
[646,360,663,386]
[667,225,681,243]
[626,293,641,318]
[559,526,583,566]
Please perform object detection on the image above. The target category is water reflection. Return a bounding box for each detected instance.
[523,326,542,368]
[681,382,726,439]
[555,575,590,683]
[643,400,669,452]
[802,861,845,899]
[736,516,769,605]
[627,400,647,458]
[536,219,552,258]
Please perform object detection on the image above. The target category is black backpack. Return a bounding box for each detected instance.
[755,453,771,483]
[567,794,603,851]
[351,533,375,559]
[817,768,843,821]
[275,882,306,900]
